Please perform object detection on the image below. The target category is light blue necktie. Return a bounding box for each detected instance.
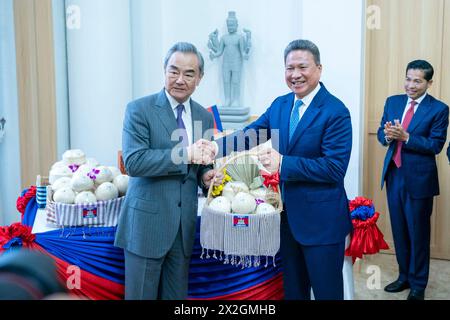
[289,99,304,142]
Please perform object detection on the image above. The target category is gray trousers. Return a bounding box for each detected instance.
[124,227,191,300]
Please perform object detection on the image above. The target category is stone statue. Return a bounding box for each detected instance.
[208,11,251,108]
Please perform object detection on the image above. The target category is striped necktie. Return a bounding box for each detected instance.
[289,99,304,142]
[176,104,188,147]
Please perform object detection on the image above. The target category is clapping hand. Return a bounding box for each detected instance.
[187,139,217,165]
[257,148,281,173]
[384,120,409,142]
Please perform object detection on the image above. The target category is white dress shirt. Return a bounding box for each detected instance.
[291,83,322,123]
[165,90,193,146]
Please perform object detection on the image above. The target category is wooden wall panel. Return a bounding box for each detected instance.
[14,0,57,188]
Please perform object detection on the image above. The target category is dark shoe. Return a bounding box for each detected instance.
[407,289,425,300]
[384,280,410,293]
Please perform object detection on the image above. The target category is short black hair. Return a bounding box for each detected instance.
[406,60,434,81]
[284,39,321,65]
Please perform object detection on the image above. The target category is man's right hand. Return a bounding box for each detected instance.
[187,139,216,165]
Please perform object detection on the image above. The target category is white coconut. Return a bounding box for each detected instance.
[250,187,267,202]
[75,191,97,204]
[93,166,113,185]
[95,182,119,201]
[108,166,122,180]
[222,183,235,202]
[75,164,96,176]
[222,181,249,202]
[228,181,249,194]
[231,192,256,214]
[51,177,72,191]
[62,149,86,166]
[51,161,67,170]
[255,202,276,214]
[53,187,76,204]
[209,196,231,213]
[49,166,73,184]
[85,158,100,167]
[71,174,94,192]
[113,174,129,195]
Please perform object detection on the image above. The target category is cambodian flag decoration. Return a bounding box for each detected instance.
[83,207,98,219]
[207,105,223,134]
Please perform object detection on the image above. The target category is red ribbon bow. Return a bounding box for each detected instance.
[260,171,280,193]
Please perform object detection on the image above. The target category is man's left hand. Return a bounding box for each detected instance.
[257,148,281,173]
[202,169,224,188]
[386,120,409,142]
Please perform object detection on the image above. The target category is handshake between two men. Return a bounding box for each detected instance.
[186,139,282,189]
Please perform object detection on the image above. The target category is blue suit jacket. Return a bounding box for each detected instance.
[216,83,353,246]
[377,94,449,199]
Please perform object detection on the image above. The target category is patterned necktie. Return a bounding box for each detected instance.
[289,99,304,142]
[176,104,188,146]
[393,100,417,168]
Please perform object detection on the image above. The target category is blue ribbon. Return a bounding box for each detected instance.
[3,237,23,250]
[351,205,375,221]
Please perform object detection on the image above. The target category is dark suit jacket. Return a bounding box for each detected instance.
[377,94,449,199]
[115,89,214,258]
[216,83,353,246]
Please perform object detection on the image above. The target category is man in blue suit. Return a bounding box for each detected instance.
[377,60,449,300]
[214,39,352,300]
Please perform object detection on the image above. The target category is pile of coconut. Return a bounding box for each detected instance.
[48,149,129,204]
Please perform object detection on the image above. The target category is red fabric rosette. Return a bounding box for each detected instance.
[16,186,37,218]
[0,222,36,252]
[345,211,389,263]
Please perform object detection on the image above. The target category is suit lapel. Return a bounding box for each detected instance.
[155,89,178,140]
[407,94,430,133]
[287,85,326,154]
[280,94,294,154]
[392,95,408,123]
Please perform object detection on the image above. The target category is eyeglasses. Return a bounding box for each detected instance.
[167,70,196,82]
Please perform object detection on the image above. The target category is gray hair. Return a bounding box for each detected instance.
[284,39,321,65]
[164,42,205,76]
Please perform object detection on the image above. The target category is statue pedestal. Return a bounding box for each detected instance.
[218,106,250,130]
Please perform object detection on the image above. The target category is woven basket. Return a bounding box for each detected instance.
[45,186,124,228]
[200,151,282,268]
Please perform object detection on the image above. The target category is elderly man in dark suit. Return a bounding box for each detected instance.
[378,60,449,300]
[115,42,218,300]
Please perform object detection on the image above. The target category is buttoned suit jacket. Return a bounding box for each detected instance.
[115,89,214,258]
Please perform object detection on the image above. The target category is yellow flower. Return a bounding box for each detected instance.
[212,169,232,197]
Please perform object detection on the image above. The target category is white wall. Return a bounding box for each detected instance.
[65,0,132,166]
[302,0,365,198]
[0,0,22,225]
